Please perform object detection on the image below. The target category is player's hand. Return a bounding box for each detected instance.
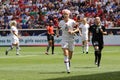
[18,35,21,39]
[100,28,103,33]
[79,33,82,36]
[68,30,74,34]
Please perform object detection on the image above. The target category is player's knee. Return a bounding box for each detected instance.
[64,56,69,63]
[95,46,99,51]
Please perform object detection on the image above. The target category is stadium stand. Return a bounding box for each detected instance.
[0,0,119,35]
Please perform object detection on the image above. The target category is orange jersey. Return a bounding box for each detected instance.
[46,26,54,35]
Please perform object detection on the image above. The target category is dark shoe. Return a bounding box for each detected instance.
[45,52,48,55]
[97,64,100,68]
[67,71,70,74]
[52,53,54,55]
[5,51,8,55]
[86,52,88,54]
[16,54,20,56]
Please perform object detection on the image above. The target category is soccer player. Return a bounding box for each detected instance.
[45,20,55,55]
[88,17,107,67]
[79,18,89,54]
[56,9,78,73]
[5,20,20,55]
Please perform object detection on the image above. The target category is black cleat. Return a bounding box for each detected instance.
[5,51,8,55]
[45,52,48,55]
[67,71,70,74]
[97,64,100,68]
[86,52,88,54]
[52,53,54,55]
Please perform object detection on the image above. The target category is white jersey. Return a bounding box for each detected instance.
[59,19,76,41]
[11,26,18,39]
[79,23,89,35]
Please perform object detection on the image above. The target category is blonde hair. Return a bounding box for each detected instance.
[62,9,71,15]
[9,20,17,27]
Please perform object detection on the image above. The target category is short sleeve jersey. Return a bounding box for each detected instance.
[11,26,18,39]
[79,23,89,35]
[89,24,106,42]
[59,19,76,41]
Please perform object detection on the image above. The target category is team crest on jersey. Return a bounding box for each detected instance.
[65,26,69,31]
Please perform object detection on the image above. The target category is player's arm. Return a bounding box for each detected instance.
[69,22,79,34]
[56,27,60,37]
[88,26,91,42]
[100,26,107,35]
[12,30,19,38]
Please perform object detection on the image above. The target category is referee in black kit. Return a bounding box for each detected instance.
[88,17,107,67]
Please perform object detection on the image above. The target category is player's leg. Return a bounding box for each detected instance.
[97,43,103,67]
[68,41,75,68]
[15,38,20,55]
[92,41,99,65]
[63,48,70,73]
[94,46,99,66]
[62,41,70,73]
[5,39,15,55]
[5,44,14,55]
[45,34,51,55]
[51,36,54,55]
[82,41,85,53]
[84,40,89,54]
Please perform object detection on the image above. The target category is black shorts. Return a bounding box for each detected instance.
[47,34,54,41]
[92,39,104,50]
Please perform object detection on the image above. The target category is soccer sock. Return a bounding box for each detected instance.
[16,45,19,55]
[85,44,89,53]
[98,51,101,66]
[7,45,13,52]
[46,44,50,52]
[82,45,85,53]
[52,42,54,54]
[95,51,98,63]
[64,56,70,72]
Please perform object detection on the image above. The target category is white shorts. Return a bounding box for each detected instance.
[61,40,75,51]
[12,38,19,44]
[81,35,88,41]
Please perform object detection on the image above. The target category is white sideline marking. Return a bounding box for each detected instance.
[0,50,119,58]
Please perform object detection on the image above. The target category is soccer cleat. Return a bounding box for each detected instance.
[16,53,20,55]
[86,52,88,54]
[52,53,54,55]
[67,71,70,74]
[67,69,70,74]
[95,62,98,65]
[45,52,48,55]
[97,64,100,68]
[5,51,8,55]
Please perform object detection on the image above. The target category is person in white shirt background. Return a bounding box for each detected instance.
[79,18,90,54]
[5,20,20,55]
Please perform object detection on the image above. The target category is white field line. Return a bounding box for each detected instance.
[0,50,119,54]
[0,50,119,58]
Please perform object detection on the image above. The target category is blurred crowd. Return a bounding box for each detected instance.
[0,0,120,29]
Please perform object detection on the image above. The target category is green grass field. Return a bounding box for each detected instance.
[0,46,120,80]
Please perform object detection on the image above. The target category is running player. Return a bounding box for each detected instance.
[88,17,107,67]
[5,20,20,55]
[79,18,89,54]
[56,9,78,73]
